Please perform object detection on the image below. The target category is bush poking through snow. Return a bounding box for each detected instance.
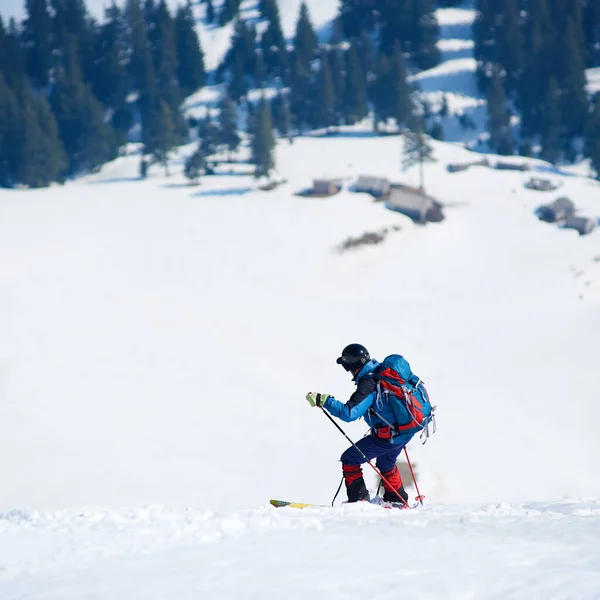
[338,226,401,252]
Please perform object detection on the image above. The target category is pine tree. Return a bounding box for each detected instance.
[584,94,600,178]
[219,0,241,26]
[495,0,523,92]
[250,96,275,179]
[314,51,336,130]
[126,0,159,112]
[143,98,178,174]
[339,0,376,39]
[379,0,412,57]
[290,52,312,132]
[486,67,514,155]
[402,117,435,192]
[184,145,205,184]
[518,0,555,137]
[0,72,21,186]
[429,121,444,140]
[222,19,256,101]
[294,3,318,67]
[583,0,600,66]
[198,112,220,157]
[93,3,130,109]
[260,0,288,79]
[218,95,240,160]
[22,0,53,88]
[558,17,589,137]
[271,90,293,140]
[344,41,368,125]
[50,36,115,174]
[205,0,215,24]
[411,0,440,70]
[540,77,562,164]
[0,18,27,88]
[328,47,346,125]
[371,54,393,131]
[51,0,97,82]
[14,81,66,186]
[175,1,206,97]
[391,41,414,131]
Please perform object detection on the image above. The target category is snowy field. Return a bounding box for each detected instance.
[2,500,600,599]
[2,0,600,598]
[2,127,600,598]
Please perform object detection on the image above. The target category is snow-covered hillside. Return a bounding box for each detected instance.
[2,127,599,514]
[2,501,600,599]
[2,1,600,598]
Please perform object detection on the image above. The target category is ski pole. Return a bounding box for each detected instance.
[319,406,410,507]
[404,447,425,505]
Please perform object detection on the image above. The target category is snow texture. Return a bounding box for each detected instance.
[1,1,600,598]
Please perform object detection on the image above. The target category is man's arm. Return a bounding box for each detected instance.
[322,376,377,423]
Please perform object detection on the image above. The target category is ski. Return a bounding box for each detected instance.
[269,499,327,509]
[269,498,421,510]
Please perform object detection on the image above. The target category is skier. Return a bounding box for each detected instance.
[306,343,421,504]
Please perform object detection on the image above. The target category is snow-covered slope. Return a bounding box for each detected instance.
[2,2,600,598]
[2,501,600,599]
[1,130,599,515]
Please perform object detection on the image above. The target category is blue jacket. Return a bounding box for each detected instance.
[322,359,415,446]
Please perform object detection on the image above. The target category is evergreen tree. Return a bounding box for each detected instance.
[143,98,178,174]
[583,0,600,66]
[218,95,241,160]
[540,77,562,164]
[344,41,368,125]
[22,0,53,88]
[0,18,27,88]
[328,47,346,125]
[175,1,206,97]
[51,0,97,82]
[184,145,205,184]
[205,0,215,24]
[357,30,376,95]
[518,0,554,137]
[219,0,241,26]
[495,0,523,92]
[339,0,376,39]
[391,41,414,130]
[260,0,288,79]
[294,3,318,67]
[371,54,393,131]
[429,121,444,140]
[402,117,435,192]
[486,67,514,155]
[222,19,256,101]
[379,0,413,57]
[198,112,220,157]
[15,81,66,186]
[0,72,21,186]
[93,3,130,109]
[50,36,115,174]
[411,0,440,70]
[250,96,275,179]
[271,90,293,140]
[127,0,159,109]
[558,17,589,137]
[584,94,600,178]
[314,51,336,130]
[289,52,312,132]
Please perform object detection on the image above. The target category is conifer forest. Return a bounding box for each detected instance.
[1,0,600,187]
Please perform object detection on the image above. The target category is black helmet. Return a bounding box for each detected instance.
[336,343,370,372]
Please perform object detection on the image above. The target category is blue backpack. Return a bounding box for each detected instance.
[375,355,436,442]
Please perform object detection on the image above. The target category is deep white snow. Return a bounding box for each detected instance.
[1,1,600,598]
